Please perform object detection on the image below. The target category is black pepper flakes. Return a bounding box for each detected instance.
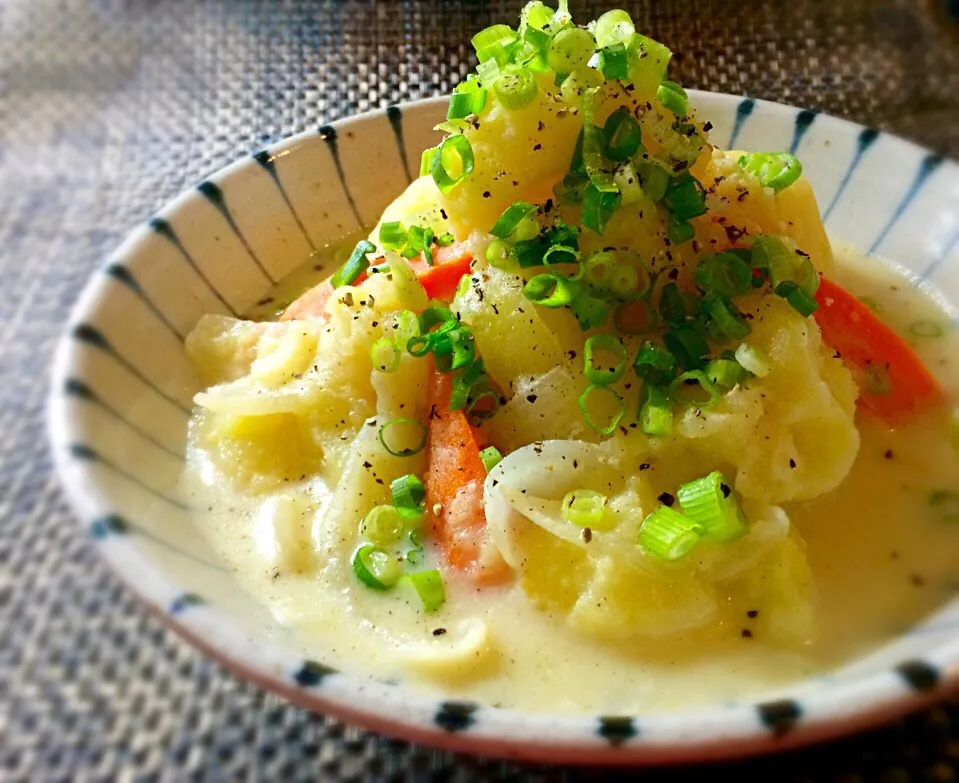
[527,394,538,403]
[789,458,797,469]
[432,628,447,637]
[582,527,593,543]
[658,492,675,507]
[746,610,759,619]
[741,629,753,639]
[639,463,651,471]
[884,449,894,459]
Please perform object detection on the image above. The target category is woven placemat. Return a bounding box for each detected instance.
[3,1,959,780]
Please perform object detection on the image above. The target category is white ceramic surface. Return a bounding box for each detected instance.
[48,92,959,765]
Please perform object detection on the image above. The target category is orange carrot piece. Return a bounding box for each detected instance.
[408,242,473,302]
[425,371,510,586]
[280,280,337,321]
[813,276,944,426]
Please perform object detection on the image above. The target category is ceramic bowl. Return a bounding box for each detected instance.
[48,92,959,765]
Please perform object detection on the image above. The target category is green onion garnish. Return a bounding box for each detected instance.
[378,418,428,457]
[638,506,702,561]
[569,291,609,330]
[598,42,629,80]
[418,306,455,334]
[639,384,673,436]
[448,83,488,119]
[431,135,475,194]
[910,320,944,338]
[402,569,446,612]
[751,235,819,297]
[734,343,773,377]
[664,173,707,222]
[633,341,677,386]
[593,9,635,48]
[391,474,426,520]
[582,183,622,235]
[602,108,642,162]
[657,80,688,117]
[494,64,538,110]
[584,334,628,386]
[677,470,748,542]
[578,384,625,435]
[543,243,579,266]
[360,506,407,547]
[703,294,752,340]
[379,221,408,251]
[636,160,671,203]
[738,152,803,191]
[664,323,709,369]
[523,273,579,308]
[774,281,819,316]
[420,146,438,177]
[864,363,893,395]
[706,358,749,388]
[479,446,503,473]
[659,282,688,326]
[352,544,403,590]
[472,24,519,62]
[695,252,753,298]
[371,337,402,373]
[547,26,595,73]
[485,238,512,269]
[331,240,376,288]
[627,34,672,95]
[491,201,538,239]
[403,224,435,263]
[669,370,721,408]
[667,217,695,245]
[561,489,613,530]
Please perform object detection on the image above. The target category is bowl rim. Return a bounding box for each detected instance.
[47,90,959,766]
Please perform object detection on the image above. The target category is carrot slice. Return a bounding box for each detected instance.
[408,242,473,302]
[280,280,336,321]
[813,276,944,426]
[425,371,510,586]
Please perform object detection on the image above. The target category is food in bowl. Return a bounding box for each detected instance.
[181,2,959,714]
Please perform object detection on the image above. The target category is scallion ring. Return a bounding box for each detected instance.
[703,294,752,340]
[494,64,538,110]
[638,506,702,561]
[694,252,753,298]
[734,343,773,377]
[602,108,641,161]
[584,334,627,386]
[401,570,446,612]
[706,358,749,388]
[547,26,595,73]
[639,383,673,436]
[370,337,402,373]
[479,446,503,473]
[738,152,803,191]
[676,470,748,542]
[668,370,721,408]
[910,320,944,338]
[378,418,428,457]
[360,506,407,547]
[378,221,407,251]
[391,474,426,520]
[578,384,625,436]
[523,273,579,308]
[331,240,376,289]
[561,489,614,530]
[352,545,403,590]
[656,80,689,117]
[431,135,475,194]
[633,341,677,386]
[490,201,537,239]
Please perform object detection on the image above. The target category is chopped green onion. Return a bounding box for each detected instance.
[578,384,625,435]
[659,282,687,326]
[494,65,538,110]
[582,251,614,291]
[388,309,420,347]
[491,201,538,239]
[664,323,709,369]
[360,506,407,547]
[864,363,893,395]
[695,252,753,298]
[602,108,642,161]
[598,42,629,80]
[405,530,425,566]
[331,240,376,288]
[910,320,944,338]
[639,383,673,435]
[407,335,431,357]
[543,243,579,266]
[664,173,707,222]
[466,388,501,422]
[608,256,649,300]
[636,160,670,203]
[627,34,672,95]
[669,370,721,408]
[582,184,622,235]
[403,224,435,263]
[479,446,503,473]
[378,418,428,457]
[703,294,752,339]
[667,217,695,245]
[476,58,502,86]
[734,343,773,377]
[402,570,446,612]
[677,470,748,542]
[738,152,803,191]
[419,147,438,177]
[472,24,519,62]
[547,27,595,73]
[352,544,402,590]
[633,341,677,386]
[379,221,408,251]
[775,281,819,316]
[431,135,475,193]
[584,334,628,386]
[437,232,455,247]
[657,80,688,117]
[706,358,749,388]
[520,1,555,33]
[371,337,402,373]
[638,506,702,561]
[751,236,818,295]
[593,9,635,48]
[391,474,426,520]
[569,291,609,330]
[486,238,512,269]
[524,273,579,308]
[430,326,476,370]
[448,90,486,120]
[418,306,455,334]
[450,357,488,410]
[558,67,604,108]
[561,489,614,530]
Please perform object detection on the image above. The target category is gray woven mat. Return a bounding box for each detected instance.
[3,0,959,780]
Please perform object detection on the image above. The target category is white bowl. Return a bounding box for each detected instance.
[48,92,959,765]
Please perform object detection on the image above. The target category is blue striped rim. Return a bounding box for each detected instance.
[149,218,239,317]
[72,324,191,415]
[104,263,186,340]
[318,124,364,227]
[919,228,959,281]
[868,153,944,255]
[170,593,206,614]
[252,150,318,254]
[789,109,818,155]
[65,378,184,460]
[727,97,755,149]
[386,105,413,184]
[822,127,879,223]
[90,513,228,572]
[70,443,191,510]
[197,181,277,284]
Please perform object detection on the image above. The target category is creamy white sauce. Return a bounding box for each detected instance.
[184,245,959,715]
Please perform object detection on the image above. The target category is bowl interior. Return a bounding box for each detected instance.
[49,92,959,763]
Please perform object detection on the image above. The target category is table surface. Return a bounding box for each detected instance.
[4,0,959,780]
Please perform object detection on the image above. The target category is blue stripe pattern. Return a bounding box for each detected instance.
[823,127,879,222]
[150,218,239,316]
[105,263,185,340]
[91,514,227,572]
[386,105,413,184]
[790,109,818,154]
[72,324,191,415]
[198,181,277,283]
[70,443,191,510]
[252,150,318,254]
[868,154,944,255]
[318,124,364,226]
[727,98,755,149]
